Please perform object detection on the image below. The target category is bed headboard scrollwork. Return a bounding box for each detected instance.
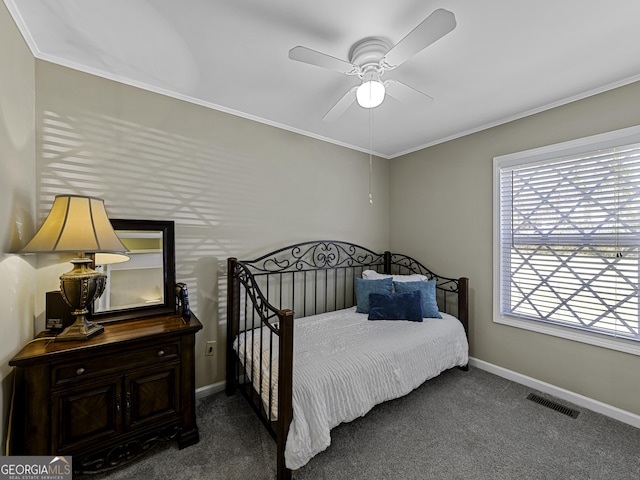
[227,240,468,336]
[243,240,385,275]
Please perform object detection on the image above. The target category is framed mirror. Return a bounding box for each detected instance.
[89,219,176,322]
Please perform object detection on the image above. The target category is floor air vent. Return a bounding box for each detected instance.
[526,393,579,418]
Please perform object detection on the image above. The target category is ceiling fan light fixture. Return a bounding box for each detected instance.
[356,72,385,108]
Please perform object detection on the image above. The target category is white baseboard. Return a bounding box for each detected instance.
[470,357,640,429]
[195,381,225,400]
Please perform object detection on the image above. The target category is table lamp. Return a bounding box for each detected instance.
[21,195,128,341]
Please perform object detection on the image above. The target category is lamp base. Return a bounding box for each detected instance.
[55,315,104,341]
[55,256,107,342]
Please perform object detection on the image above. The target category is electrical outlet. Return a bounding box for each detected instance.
[205,341,216,356]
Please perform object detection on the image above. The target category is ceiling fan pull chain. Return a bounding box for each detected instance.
[369,107,374,205]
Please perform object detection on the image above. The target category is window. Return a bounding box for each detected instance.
[493,126,640,354]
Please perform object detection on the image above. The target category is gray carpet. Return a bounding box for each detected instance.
[84,367,640,480]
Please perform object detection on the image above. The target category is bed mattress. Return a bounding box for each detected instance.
[234,306,468,470]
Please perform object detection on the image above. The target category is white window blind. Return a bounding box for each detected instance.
[497,139,640,343]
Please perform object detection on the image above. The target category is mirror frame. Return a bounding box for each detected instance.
[89,219,176,323]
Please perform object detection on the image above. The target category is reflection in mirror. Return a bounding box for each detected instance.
[94,230,164,312]
[89,219,176,322]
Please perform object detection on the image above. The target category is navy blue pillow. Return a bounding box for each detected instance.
[355,277,393,313]
[368,290,423,322]
[393,280,442,318]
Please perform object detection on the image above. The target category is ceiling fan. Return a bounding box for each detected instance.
[288,8,457,121]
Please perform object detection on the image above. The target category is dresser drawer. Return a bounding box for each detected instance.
[52,342,180,387]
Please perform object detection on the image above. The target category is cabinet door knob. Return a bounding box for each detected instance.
[76,367,85,375]
[158,350,165,357]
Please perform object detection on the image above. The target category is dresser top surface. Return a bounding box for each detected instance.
[9,313,202,366]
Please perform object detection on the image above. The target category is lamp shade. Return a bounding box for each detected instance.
[21,195,128,254]
[94,253,130,265]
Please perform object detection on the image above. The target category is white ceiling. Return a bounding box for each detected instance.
[7,0,640,158]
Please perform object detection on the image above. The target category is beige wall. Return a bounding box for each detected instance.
[4,2,640,449]
[0,1,36,453]
[390,81,640,415]
[33,61,390,390]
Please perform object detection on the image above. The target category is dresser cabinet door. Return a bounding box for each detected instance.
[125,363,181,431]
[52,377,123,453]
[9,312,202,472]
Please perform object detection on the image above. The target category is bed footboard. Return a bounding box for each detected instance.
[226,256,295,479]
[226,259,293,404]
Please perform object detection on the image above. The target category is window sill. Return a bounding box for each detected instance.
[494,314,640,357]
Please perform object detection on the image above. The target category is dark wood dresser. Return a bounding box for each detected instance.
[9,312,203,474]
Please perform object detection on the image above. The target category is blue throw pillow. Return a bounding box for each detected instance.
[393,280,442,318]
[355,277,393,313]
[368,290,423,322]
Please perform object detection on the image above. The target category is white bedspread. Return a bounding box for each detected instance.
[234,307,468,470]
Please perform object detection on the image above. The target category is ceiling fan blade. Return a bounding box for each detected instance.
[289,46,359,75]
[382,9,456,70]
[385,79,434,106]
[322,86,358,122]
